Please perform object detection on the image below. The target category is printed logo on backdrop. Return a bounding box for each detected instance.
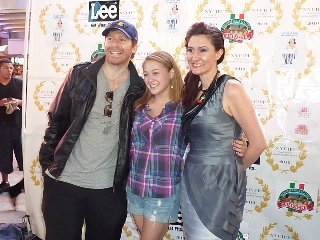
[33,81,57,112]
[74,2,100,35]
[251,89,276,126]
[274,32,315,80]
[221,14,254,43]
[277,182,314,219]
[259,223,299,240]
[285,101,320,140]
[245,177,271,214]
[245,0,283,34]
[38,4,68,44]
[30,157,43,187]
[173,42,188,77]
[118,0,144,29]
[292,0,320,33]
[88,1,119,22]
[194,0,224,26]
[221,43,260,80]
[133,42,161,75]
[50,42,81,74]
[264,135,307,174]
[150,1,182,33]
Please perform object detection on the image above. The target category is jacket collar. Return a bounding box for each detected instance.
[82,56,144,91]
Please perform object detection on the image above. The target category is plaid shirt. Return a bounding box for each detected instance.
[127,101,185,198]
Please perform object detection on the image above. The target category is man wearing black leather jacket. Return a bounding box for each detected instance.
[39,20,145,240]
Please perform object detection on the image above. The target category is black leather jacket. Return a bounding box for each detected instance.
[39,56,145,192]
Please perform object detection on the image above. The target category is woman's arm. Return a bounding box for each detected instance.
[223,79,267,169]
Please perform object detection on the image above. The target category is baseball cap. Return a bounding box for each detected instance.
[102,19,138,43]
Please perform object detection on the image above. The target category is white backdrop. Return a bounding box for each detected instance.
[22,0,320,239]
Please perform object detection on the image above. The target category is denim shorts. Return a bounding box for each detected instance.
[126,183,181,223]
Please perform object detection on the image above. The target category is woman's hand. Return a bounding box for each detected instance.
[232,139,248,157]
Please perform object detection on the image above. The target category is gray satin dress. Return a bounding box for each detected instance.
[182,78,247,240]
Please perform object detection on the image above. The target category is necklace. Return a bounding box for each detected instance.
[197,70,220,104]
[200,70,220,92]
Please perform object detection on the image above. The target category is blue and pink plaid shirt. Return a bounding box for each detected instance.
[127,101,185,198]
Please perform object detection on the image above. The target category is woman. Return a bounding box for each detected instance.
[180,22,267,240]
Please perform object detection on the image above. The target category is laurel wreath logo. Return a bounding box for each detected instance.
[259,222,277,240]
[30,157,42,187]
[131,0,144,29]
[242,0,256,13]
[292,0,320,32]
[265,135,282,171]
[245,43,260,78]
[164,232,174,240]
[222,43,260,79]
[285,210,313,221]
[222,44,235,76]
[265,136,307,174]
[149,41,161,52]
[39,4,66,35]
[70,42,81,63]
[39,5,50,34]
[245,177,271,214]
[195,0,209,21]
[260,223,299,239]
[285,225,299,240]
[73,3,99,35]
[51,42,81,73]
[51,46,61,73]
[151,3,159,31]
[220,0,233,13]
[122,225,136,238]
[260,89,276,125]
[220,0,256,14]
[33,81,45,111]
[276,49,315,79]
[297,50,315,79]
[265,0,283,33]
[74,3,86,34]
[173,42,187,77]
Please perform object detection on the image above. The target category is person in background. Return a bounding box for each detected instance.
[0,58,23,194]
[39,19,145,240]
[180,22,267,240]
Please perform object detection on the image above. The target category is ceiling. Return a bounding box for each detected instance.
[0,0,26,56]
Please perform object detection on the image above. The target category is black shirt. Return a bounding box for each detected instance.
[0,77,23,127]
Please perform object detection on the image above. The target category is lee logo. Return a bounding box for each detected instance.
[88,1,119,22]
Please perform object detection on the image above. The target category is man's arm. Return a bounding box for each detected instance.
[38,70,73,173]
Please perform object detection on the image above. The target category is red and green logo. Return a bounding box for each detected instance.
[221,13,253,43]
[277,182,314,213]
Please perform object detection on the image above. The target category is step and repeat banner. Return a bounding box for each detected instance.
[23,0,320,239]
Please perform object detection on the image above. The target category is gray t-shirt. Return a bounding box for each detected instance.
[60,67,130,189]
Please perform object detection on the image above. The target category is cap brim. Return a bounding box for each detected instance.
[102,26,132,40]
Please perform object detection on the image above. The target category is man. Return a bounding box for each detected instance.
[0,58,23,194]
[39,20,145,240]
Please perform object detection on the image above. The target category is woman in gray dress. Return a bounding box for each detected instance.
[180,22,267,240]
